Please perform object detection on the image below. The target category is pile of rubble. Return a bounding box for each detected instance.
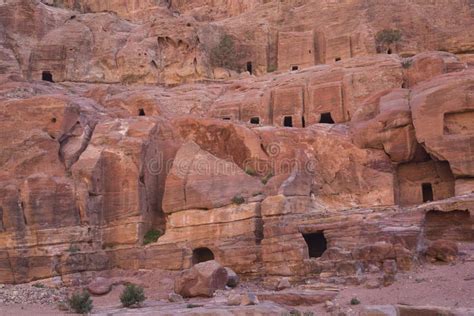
[0,283,67,305]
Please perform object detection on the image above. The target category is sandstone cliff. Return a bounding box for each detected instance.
[0,0,473,289]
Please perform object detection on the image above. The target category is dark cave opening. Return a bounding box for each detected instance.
[192,247,215,265]
[303,232,327,258]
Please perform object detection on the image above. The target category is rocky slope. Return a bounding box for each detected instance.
[0,2,473,314]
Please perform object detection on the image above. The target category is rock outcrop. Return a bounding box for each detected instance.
[162,141,263,213]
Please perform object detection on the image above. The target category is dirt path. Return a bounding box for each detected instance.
[0,304,67,316]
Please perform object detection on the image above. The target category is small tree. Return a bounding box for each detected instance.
[232,195,245,205]
[375,29,402,53]
[210,34,238,70]
[143,229,161,245]
[68,290,93,314]
[210,34,250,71]
[120,284,146,308]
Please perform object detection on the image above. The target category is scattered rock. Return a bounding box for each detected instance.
[367,264,381,273]
[382,274,396,287]
[168,292,184,303]
[393,245,413,271]
[425,240,458,263]
[276,277,291,291]
[366,278,381,289]
[463,275,474,281]
[382,260,397,275]
[227,293,242,306]
[0,283,67,306]
[225,267,239,288]
[241,292,259,306]
[325,300,335,312]
[213,67,231,80]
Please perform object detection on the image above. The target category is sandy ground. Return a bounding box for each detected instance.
[331,242,474,314]
[0,304,68,316]
[1,243,473,315]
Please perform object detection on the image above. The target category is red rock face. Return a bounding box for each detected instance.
[411,71,474,178]
[0,0,473,285]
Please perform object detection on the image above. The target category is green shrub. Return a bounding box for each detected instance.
[232,195,245,205]
[210,34,250,71]
[57,300,69,312]
[32,283,45,288]
[245,167,258,176]
[261,171,274,185]
[350,297,361,305]
[376,29,402,45]
[120,284,146,308]
[281,310,314,316]
[187,303,203,308]
[267,65,277,73]
[376,29,402,53]
[143,229,161,245]
[210,35,238,70]
[401,59,412,69]
[68,244,80,253]
[68,290,93,314]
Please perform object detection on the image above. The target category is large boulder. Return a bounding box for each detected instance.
[174,260,228,298]
[87,277,113,295]
[425,240,458,263]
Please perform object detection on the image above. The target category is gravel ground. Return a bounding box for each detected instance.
[0,283,68,306]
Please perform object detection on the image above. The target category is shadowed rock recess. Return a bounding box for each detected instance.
[0,0,474,314]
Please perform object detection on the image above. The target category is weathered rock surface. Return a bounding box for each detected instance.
[411,70,474,195]
[162,141,263,213]
[258,290,337,306]
[362,305,474,316]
